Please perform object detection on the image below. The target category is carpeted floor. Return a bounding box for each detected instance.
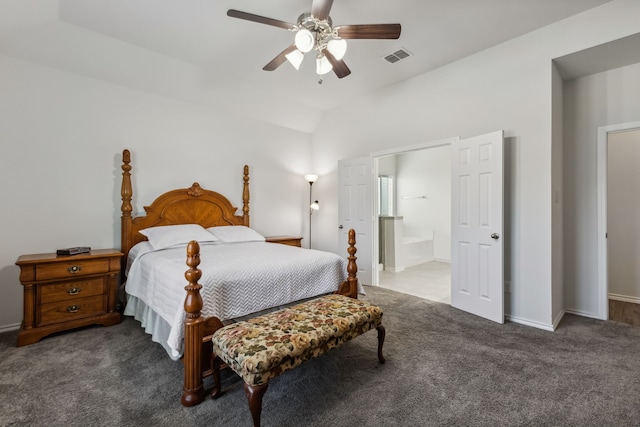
[1,286,640,426]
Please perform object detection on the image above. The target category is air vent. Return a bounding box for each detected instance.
[384,48,412,64]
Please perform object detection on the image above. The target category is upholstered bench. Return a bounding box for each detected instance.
[209,293,385,427]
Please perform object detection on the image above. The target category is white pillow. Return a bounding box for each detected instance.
[140,224,220,250]
[206,225,265,243]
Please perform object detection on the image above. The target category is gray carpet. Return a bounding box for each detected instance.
[1,286,640,427]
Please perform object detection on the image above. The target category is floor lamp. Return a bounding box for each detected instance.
[305,174,319,248]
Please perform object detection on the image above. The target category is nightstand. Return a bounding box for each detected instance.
[265,236,303,247]
[15,249,123,346]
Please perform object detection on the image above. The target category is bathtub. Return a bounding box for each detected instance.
[400,231,434,269]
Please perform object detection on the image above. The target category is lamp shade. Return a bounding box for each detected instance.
[294,29,315,53]
[304,173,319,183]
[285,49,304,70]
[316,54,333,75]
[327,38,347,60]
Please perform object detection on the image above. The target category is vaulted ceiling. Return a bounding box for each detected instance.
[0,0,611,132]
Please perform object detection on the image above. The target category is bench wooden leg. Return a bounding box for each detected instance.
[377,325,386,363]
[210,355,222,399]
[244,383,268,427]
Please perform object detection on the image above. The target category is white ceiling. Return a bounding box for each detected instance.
[0,0,612,132]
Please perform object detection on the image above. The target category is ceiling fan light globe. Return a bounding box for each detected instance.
[316,54,333,75]
[295,29,315,53]
[285,49,304,70]
[327,39,347,60]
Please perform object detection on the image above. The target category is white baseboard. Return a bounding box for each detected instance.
[505,314,555,332]
[564,308,601,320]
[433,258,450,263]
[0,323,21,334]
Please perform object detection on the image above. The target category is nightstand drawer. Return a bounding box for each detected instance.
[39,295,105,326]
[35,258,110,281]
[40,278,105,304]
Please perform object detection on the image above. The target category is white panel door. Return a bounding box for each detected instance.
[451,131,504,323]
[338,157,373,285]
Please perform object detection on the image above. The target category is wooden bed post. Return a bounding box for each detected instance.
[181,241,205,407]
[242,165,250,227]
[120,149,133,281]
[336,229,359,299]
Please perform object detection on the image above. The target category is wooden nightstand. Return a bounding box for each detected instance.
[15,249,123,346]
[265,236,303,247]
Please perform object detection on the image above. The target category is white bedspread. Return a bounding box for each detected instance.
[124,241,352,359]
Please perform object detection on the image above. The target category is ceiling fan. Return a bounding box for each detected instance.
[227,0,401,79]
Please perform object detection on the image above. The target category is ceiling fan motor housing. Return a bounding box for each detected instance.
[296,12,336,52]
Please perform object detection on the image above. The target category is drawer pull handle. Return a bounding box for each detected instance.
[67,287,81,295]
[66,305,81,313]
[67,265,82,274]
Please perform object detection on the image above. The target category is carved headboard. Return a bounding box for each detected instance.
[119,149,250,276]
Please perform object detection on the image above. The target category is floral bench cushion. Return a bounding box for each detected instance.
[211,294,383,386]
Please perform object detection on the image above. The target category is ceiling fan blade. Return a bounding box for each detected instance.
[311,0,334,21]
[323,49,351,79]
[263,44,298,71]
[336,24,401,39]
[227,9,296,31]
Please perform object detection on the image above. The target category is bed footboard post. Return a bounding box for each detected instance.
[242,165,250,227]
[336,228,359,299]
[120,149,133,282]
[345,229,358,298]
[181,241,205,407]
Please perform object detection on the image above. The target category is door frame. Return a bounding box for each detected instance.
[370,137,459,286]
[597,121,640,320]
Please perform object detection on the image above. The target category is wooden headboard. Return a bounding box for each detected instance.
[120,149,250,274]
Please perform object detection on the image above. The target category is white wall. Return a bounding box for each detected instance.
[395,147,451,261]
[606,129,640,299]
[563,62,640,316]
[0,54,313,330]
[310,0,640,329]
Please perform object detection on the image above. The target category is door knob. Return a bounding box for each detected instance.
[491,233,500,240]
[338,225,344,229]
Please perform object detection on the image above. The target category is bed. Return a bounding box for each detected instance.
[118,149,361,406]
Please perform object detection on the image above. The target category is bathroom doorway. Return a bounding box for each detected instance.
[374,142,452,303]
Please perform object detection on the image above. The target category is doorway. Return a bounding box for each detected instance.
[597,123,640,323]
[373,142,452,303]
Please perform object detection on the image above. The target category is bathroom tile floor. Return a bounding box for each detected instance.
[378,261,451,304]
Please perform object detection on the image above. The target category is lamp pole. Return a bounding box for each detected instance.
[304,174,319,249]
[309,181,314,248]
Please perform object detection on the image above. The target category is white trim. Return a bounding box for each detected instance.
[597,121,640,321]
[505,314,555,332]
[0,323,21,334]
[433,258,451,263]
[565,308,601,320]
[596,125,608,320]
[608,293,640,304]
[552,309,566,330]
